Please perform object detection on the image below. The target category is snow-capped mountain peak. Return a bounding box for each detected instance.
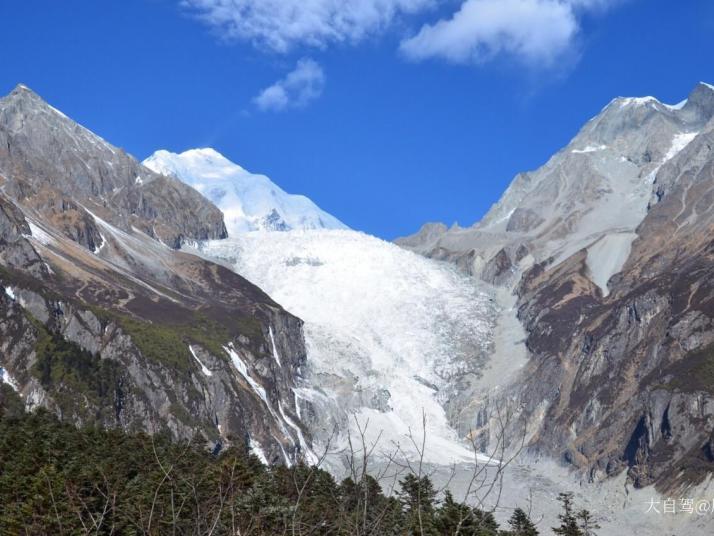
[143,148,348,235]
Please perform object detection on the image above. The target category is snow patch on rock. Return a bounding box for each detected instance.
[0,366,19,391]
[249,438,269,465]
[26,221,53,245]
[268,326,282,367]
[189,345,213,377]
[93,233,106,255]
[224,344,268,404]
[665,131,699,160]
[572,144,607,154]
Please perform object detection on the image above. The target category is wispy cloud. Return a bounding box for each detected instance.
[254,58,326,112]
[182,0,434,53]
[400,0,618,68]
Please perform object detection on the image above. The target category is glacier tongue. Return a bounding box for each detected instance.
[143,148,348,235]
[196,229,498,466]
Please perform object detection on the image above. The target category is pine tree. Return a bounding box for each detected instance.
[576,509,600,536]
[340,474,403,535]
[472,508,499,536]
[0,393,600,535]
[552,493,583,536]
[398,474,439,535]
[505,507,539,535]
[435,491,502,536]
[436,490,473,535]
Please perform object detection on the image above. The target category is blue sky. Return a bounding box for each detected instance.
[2,0,713,238]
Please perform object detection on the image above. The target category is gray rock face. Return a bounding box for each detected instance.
[398,83,714,291]
[0,195,45,276]
[0,85,226,249]
[505,208,544,233]
[0,85,312,465]
[399,82,714,492]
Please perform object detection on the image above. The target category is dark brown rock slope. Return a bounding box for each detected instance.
[514,120,714,491]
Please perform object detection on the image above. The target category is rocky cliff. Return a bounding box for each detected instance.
[0,85,312,465]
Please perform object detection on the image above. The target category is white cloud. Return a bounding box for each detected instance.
[401,0,616,67]
[254,58,326,112]
[183,0,434,53]
[184,0,621,70]
[401,0,571,65]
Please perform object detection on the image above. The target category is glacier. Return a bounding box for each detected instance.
[154,144,501,465]
[143,148,348,234]
[194,229,498,466]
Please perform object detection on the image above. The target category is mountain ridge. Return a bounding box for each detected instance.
[398,81,714,289]
[0,84,228,249]
[144,148,347,235]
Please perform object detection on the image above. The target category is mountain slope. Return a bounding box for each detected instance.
[0,85,311,464]
[398,82,714,493]
[513,106,714,491]
[0,85,227,248]
[398,83,714,292]
[144,148,347,235]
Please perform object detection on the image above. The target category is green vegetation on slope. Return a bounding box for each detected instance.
[27,315,124,423]
[94,307,263,373]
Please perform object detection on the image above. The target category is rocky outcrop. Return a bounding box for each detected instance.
[0,85,312,465]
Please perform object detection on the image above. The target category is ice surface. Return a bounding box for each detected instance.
[144,148,347,235]
[199,229,497,465]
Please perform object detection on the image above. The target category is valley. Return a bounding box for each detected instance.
[2,81,714,535]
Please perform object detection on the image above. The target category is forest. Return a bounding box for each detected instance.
[0,384,595,535]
